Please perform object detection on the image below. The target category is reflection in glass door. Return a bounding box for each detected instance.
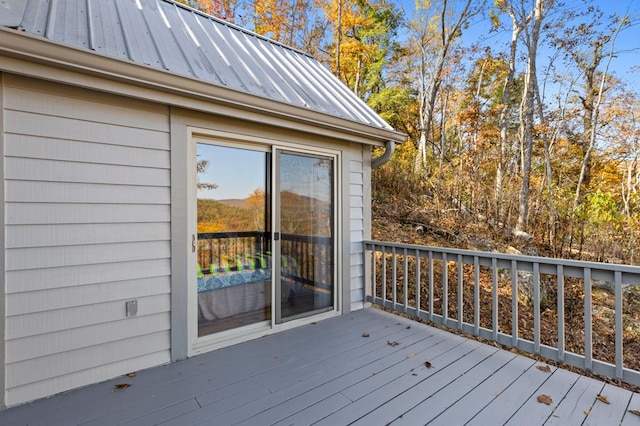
[277,151,334,322]
[196,143,271,337]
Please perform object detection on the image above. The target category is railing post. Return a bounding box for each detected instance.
[533,262,540,354]
[557,265,565,362]
[428,251,434,322]
[442,252,448,325]
[511,259,518,348]
[382,246,387,303]
[584,267,593,370]
[370,243,377,302]
[415,249,421,314]
[492,257,498,341]
[392,246,397,310]
[474,256,480,336]
[615,270,623,379]
[457,255,463,331]
[403,248,409,313]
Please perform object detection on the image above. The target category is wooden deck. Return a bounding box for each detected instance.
[1,308,638,425]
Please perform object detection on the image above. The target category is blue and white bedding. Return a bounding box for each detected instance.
[197,268,272,293]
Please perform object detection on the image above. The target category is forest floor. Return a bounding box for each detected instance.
[371,201,640,394]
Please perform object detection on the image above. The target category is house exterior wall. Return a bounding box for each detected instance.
[2,75,172,406]
[349,153,368,310]
[0,71,376,406]
[0,73,7,410]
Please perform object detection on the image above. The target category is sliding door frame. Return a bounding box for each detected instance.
[187,130,342,356]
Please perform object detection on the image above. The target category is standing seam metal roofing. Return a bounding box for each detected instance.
[7,0,393,131]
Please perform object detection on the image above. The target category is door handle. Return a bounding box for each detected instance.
[192,234,196,253]
[274,232,280,241]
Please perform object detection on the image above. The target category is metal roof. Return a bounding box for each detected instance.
[3,0,394,132]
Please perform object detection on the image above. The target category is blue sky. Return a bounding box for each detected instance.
[396,0,640,88]
[197,144,266,200]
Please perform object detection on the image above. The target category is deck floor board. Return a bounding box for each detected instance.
[362,345,509,425]
[467,359,558,425]
[505,367,579,425]
[0,308,636,426]
[622,392,640,425]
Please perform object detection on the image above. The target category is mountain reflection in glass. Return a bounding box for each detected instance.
[196,144,271,336]
[279,152,334,321]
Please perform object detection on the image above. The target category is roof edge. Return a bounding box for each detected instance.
[0,28,406,144]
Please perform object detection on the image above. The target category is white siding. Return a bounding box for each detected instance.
[349,157,366,309]
[3,76,171,406]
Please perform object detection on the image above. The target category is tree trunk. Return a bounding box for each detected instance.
[496,12,522,225]
[516,0,547,233]
[414,0,479,175]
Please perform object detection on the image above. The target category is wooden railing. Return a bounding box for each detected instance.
[198,231,269,273]
[364,240,640,386]
[198,232,332,288]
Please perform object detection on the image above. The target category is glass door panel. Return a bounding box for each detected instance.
[278,151,334,322]
[196,143,271,337]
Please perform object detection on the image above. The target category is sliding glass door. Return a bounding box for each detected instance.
[276,151,335,322]
[196,143,270,337]
[194,141,336,340]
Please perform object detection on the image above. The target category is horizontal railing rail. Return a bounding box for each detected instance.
[364,240,640,387]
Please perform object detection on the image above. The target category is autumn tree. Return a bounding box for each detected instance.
[408,0,486,175]
[551,3,633,250]
[253,0,310,45]
[322,0,403,100]
[175,0,242,21]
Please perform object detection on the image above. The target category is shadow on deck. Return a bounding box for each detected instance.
[1,308,638,425]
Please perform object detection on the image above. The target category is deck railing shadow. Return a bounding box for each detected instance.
[364,240,640,387]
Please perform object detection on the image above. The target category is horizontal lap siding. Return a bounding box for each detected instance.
[349,158,365,307]
[3,76,172,406]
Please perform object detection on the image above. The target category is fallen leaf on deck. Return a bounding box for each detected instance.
[126,372,137,378]
[536,365,552,373]
[596,394,610,404]
[424,361,432,368]
[628,410,640,417]
[584,409,590,415]
[537,394,553,405]
[387,340,400,347]
[114,383,131,390]
[406,325,411,329]
[362,332,370,337]
[407,353,414,358]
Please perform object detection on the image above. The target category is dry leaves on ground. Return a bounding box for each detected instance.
[536,365,552,373]
[114,383,131,390]
[596,394,610,404]
[126,372,137,378]
[628,410,640,417]
[362,332,370,337]
[387,340,400,347]
[424,361,433,368]
[537,394,553,405]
